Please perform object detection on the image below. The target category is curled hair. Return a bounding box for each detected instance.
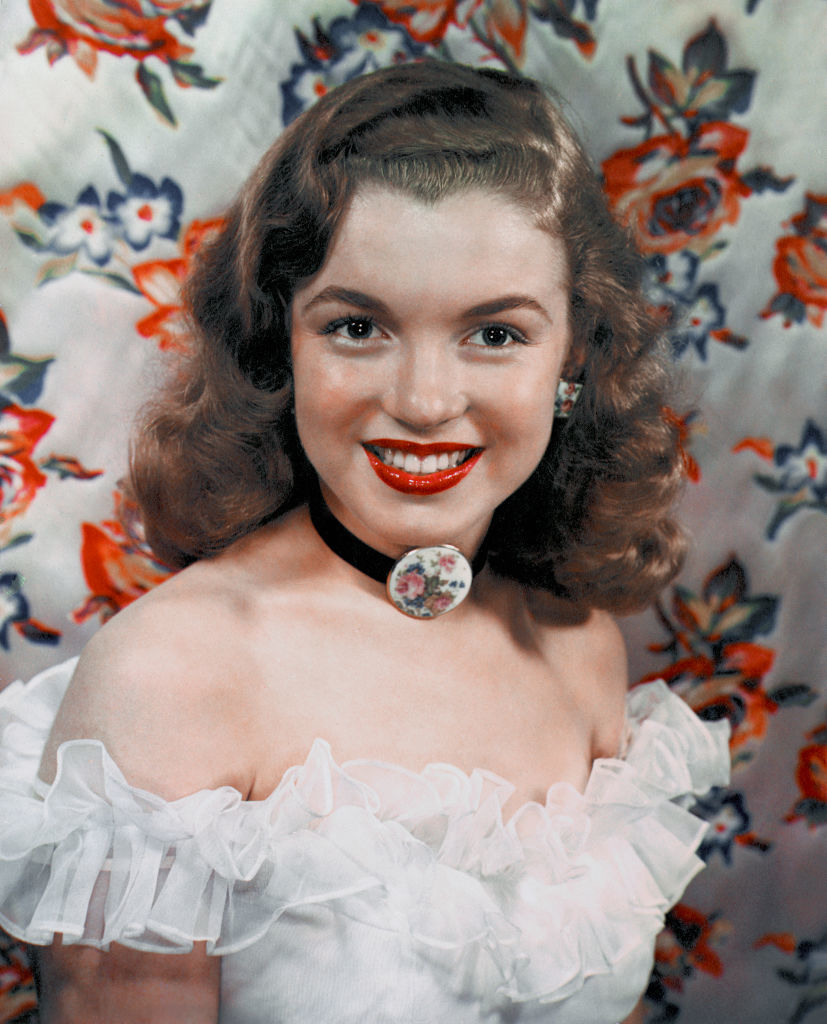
[130,60,687,613]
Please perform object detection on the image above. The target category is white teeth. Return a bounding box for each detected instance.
[375,447,475,474]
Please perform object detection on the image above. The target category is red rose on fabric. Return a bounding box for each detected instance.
[364,0,481,45]
[133,217,224,351]
[73,489,173,624]
[603,122,751,254]
[763,196,827,327]
[0,404,54,539]
[19,0,196,75]
[795,742,827,805]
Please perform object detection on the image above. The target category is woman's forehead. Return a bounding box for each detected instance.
[299,185,570,303]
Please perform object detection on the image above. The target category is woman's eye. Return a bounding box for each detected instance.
[322,316,380,342]
[466,324,527,348]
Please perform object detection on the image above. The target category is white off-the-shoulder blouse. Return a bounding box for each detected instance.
[0,658,729,1023]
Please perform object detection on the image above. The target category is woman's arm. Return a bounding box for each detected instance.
[33,587,252,1022]
[621,997,647,1023]
[33,940,220,1024]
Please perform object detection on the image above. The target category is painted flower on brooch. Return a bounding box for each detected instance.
[762,193,827,327]
[733,420,827,539]
[17,0,219,125]
[0,404,54,545]
[282,4,425,124]
[73,487,174,624]
[395,571,426,600]
[643,556,817,766]
[387,546,472,618]
[603,20,790,258]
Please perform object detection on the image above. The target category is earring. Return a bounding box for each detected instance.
[554,380,582,418]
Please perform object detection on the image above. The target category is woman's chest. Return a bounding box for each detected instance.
[243,621,597,809]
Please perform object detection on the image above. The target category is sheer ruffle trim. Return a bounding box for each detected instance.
[0,658,729,1006]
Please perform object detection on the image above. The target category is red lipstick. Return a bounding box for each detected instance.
[363,439,483,495]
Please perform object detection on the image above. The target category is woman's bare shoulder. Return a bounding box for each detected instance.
[39,559,261,799]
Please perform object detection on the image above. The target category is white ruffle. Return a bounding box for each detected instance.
[0,657,729,1008]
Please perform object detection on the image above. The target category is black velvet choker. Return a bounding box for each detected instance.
[307,485,487,619]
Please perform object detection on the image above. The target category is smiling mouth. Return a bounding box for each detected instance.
[362,440,483,495]
[363,443,479,475]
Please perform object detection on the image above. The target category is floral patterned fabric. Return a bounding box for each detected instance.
[0,1,824,1021]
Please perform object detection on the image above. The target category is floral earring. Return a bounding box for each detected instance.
[554,380,582,418]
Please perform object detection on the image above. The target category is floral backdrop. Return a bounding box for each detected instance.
[0,1,825,1021]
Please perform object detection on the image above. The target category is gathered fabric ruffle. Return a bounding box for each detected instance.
[0,657,729,1009]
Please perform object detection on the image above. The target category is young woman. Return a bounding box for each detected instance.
[0,61,729,1023]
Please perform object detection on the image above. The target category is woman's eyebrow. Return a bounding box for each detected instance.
[463,295,552,321]
[301,286,391,316]
[301,287,553,322]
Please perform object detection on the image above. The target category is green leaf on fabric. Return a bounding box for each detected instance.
[40,455,103,481]
[741,166,795,193]
[683,20,727,77]
[97,130,133,187]
[766,501,806,539]
[80,268,143,294]
[0,354,54,405]
[176,1,213,35]
[647,50,682,107]
[168,60,222,89]
[136,62,177,126]
[768,684,818,707]
[14,228,48,252]
[703,558,747,606]
[0,534,33,553]
[36,253,78,285]
[753,472,787,493]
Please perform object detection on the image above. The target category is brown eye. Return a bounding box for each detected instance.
[481,326,510,347]
[322,316,381,344]
[466,324,527,348]
[345,319,374,338]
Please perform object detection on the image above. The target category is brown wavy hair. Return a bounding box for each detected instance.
[130,59,687,613]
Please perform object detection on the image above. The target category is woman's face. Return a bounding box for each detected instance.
[290,185,572,558]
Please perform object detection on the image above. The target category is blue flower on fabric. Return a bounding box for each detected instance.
[736,420,827,538]
[107,174,183,250]
[39,187,118,265]
[693,787,771,864]
[773,421,827,501]
[282,5,425,124]
[0,574,27,649]
[0,572,60,649]
[645,252,746,358]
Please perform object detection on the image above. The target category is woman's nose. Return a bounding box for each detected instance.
[383,343,468,432]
